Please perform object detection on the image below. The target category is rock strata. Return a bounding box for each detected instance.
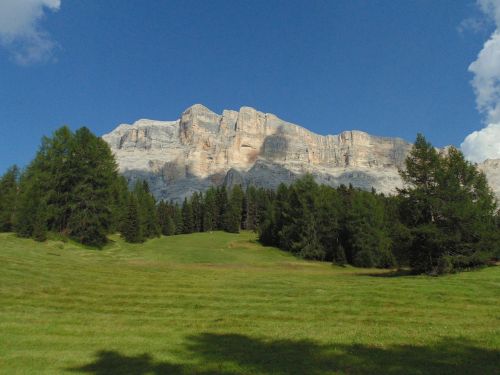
[102,104,499,202]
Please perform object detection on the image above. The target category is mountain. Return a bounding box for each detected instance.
[102,104,499,202]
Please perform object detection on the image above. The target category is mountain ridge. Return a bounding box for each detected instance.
[102,104,499,202]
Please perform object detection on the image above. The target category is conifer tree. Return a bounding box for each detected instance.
[202,188,217,231]
[32,201,48,242]
[14,126,119,246]
[66,127,118,246]
[0,165,19,232]
[172,204,184,234]
[223,185,244,233]
[215,186,229,230]
[121,195,143,243]
[182,198,194,234]
[133,181,160,239]
[191,192,202,232]
[165,216,176,236]
[400,135,499,273]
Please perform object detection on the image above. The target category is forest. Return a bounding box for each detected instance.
[0,127,499,274]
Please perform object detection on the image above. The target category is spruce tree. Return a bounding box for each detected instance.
[14,126,120,246]
[191,192,202,232]
[134,181,160,239]
[32,201,48,242]
[223,185,244,233]
[173,204,184,234]
[182,198,194,234]
[400,136,499,273]
[165,216,176,236]
[202,188,216,231]
[121,195,143,243]
[0,165,19,232]
[66,127,118,247]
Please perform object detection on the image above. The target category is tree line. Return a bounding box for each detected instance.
[258,134,500,274]
[0,127,498,274]
[0,126,271,247]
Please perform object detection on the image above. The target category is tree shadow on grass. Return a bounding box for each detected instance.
[357,269,416,278]
[67,335,500,375]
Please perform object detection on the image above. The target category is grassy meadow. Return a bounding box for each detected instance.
[0,231,499,374]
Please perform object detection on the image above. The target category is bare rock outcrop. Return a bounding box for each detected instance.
[102,104,498,202]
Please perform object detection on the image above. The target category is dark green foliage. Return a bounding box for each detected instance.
[341,191,395,268]
[14,126,120,247]
[243,186,258,230]
[32,201,48,242]
[66,128,118,246]
[182,198,194,234]
[202,188,217,232]
[109,176,129,233]
[173,205,184,235]
[165,216,176,236]
[223,185,244,233]
[121,195,143,243]
[0,165,19,232]
[133,181,160,240]
[215,186,229,230]
[399,135,499,274]
[191,192,202,232]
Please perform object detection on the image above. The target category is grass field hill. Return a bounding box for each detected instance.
[1,232,499,374]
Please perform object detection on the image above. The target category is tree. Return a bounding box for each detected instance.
[191,192,202,232]
[134,181,160,239]
[182,198,194,234]
[341,191,394,268]
[66,127,119,246]
[121,195,143,243]
[0,165,19,232]
[165,216,176,236]
[32,200,48,242]
[215,186,229,230]
[202,188,217,232]
[400,135,499,274]
[223,185,244,233]
[14,126,120,246]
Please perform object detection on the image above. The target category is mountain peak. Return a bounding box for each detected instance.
[182,103,216,115]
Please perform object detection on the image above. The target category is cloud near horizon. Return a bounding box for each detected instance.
[461,0,500,162]
[0,0,61,65]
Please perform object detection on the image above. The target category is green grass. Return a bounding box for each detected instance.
[1,231,499,374]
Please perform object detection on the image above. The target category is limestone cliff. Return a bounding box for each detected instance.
[102,104,498,202]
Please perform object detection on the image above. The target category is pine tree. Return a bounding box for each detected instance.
[133,181,160,239]
[14,126,120,246]
[66,127,118,247]
[244,186,258,230]
[165,216,176,236]
[121,195,143,243]
[172,204,184,235]
[110,176,130,233]
[215,186,229,230]
[191,192,202,232]
[32,201,48,242]
[341,191,394,268]
[0,165,19,232]
[223,185,244,233]
[202,188,216,231]
[182,198,194,234]
[400,136,499,274]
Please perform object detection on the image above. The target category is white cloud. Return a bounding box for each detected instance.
[461,123,500,162]
[0,0,61,65]
[461,0,500,162]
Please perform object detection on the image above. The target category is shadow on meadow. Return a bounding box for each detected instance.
[358,269,415,278]
[67,334,500,375]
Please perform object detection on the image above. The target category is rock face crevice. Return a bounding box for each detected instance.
[102,104,499,202]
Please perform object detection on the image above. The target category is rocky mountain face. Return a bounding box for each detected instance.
[102,104,499,202]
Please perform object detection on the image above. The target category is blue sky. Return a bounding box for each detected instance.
[1,0,499,173]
